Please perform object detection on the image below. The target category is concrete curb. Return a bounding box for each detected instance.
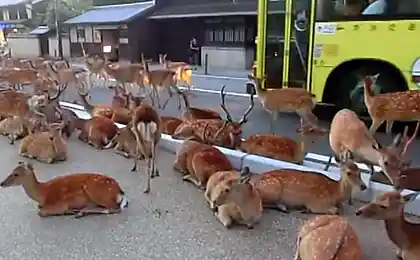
[59,101,420,216]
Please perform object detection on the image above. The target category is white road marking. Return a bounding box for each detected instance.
[193,74,247,81]
[179,87,252,98]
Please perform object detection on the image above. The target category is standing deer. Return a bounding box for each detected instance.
[130,103,161,194]
[362,74,420,134]
[247,74,319,133]
[356,191,420,260]
[294,215,362,260]
[0,161,128,218]
[325,108,413,185]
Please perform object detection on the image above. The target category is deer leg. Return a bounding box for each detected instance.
[215,204,233,229]
[293,236,302,260]
[144,157,152,194]
[74,207,121,219]
[369,119,384,135]
[270,111,278,133]
[38,203,73,217]
[151,141,159,178]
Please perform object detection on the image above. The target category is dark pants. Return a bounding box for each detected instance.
[189,51,199,66]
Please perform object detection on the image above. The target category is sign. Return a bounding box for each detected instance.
[315,23,337,35]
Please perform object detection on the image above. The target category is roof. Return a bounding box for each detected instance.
[0,0,45,8]
[29,25,51,35]
[148,1,284,19]
[64,1,155,25]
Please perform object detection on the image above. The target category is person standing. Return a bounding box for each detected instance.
[189,37,200,69]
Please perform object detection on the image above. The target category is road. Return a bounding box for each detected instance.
[0,135,401,259]
[61,83,420,167]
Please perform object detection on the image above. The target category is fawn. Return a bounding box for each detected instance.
[19,122,68,164]
[356,191,420,260]
[250,152,366,214]
[294,215,362,260]
[173,125,233,190]
[362,74,420,134]
[0,161,128,218]
[206,167,263,229]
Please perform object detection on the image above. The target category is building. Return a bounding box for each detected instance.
[65,0,284,70]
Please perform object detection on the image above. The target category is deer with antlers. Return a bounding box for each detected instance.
[250,151,366,213]
[356,191,420,260]
[294,215,362,260]
[325,109,416,183]
[0,161,129,218]
[362,74,420,135]
[173,124,233,190]
[240,125,328,164]
[247,75,320,133]
[205,167,262,229]
[172,85,254,149]
[130,103,161,194]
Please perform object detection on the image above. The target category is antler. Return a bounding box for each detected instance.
[400,122,420,157]
[48,83,68,101]
[220,85,234,123]
[238,88,254,126]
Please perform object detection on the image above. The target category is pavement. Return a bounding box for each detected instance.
[0,134,401,260]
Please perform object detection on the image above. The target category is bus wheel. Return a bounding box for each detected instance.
[335,68,401,117]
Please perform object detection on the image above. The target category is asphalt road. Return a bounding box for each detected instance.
[0,134,401,260]
[61,84,420,167]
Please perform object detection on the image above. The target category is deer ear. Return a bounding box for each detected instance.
[372,73,380,81]
[402,192,420,203]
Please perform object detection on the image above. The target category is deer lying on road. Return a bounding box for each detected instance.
[250,152,366,214]
[74,116,118,150]
[181,106,222,121]
[130,103,161,194]
[205,167,262,229]
[326,108,412,185]
[173,127,233,190]
[19,122,68,164]
[363,74,420,135]
[240,125,328,164]
[0,116,28,144]
[0,161,129,218]
[160,116,183,135]
[248,74,320,133]
[294,215,362,260]
[104,125,139,159]
[172,85,254,149]
[356,191,420,260]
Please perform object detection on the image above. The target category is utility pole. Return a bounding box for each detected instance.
[53,0,63,59]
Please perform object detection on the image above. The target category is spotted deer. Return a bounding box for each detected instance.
[205,167,263,229]
[104,125,139,159]
[294,215,362,260]
[74,116,118,150]
[362,74,420,135]
[356,191,420,260]
[0,161,128,218]
[160,116,183,135]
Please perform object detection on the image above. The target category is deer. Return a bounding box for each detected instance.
[130,103,161,194]
[205,166,263,229]
[294,215,363,260]
[0,161,129,218]
[362,74,420,135]
[173,124,233,190]
[240,125,328,164]
[160,116,184,135]
[250,151,366,214]
[355,191,420,260]
[19,121,68,164]
[80,43,107,86]
[104,125,139,159]
[325,108,414,186]
[247,74,320,133]
[74,116,118,150]
[0,115,28,144]
[141,54,188,110]
[181,105,222,121]
[172,85,254,149]
[158,53,193,92]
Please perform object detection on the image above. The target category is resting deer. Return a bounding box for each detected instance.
[181,106,222,121]
[326,108,413,185]
[173,125,233,190]
[0,161,128,218]
[250,151,366,214]
[160,116,183,135]
[141,54,188,110]
[172,85,254,149]
[294,215,362,260]
[356,191,420,260]
[362,74,420,134]
[0,116,28,144]
[205,167,262,229]
[130,103,161,194]
[19,122,68,164]
[240,125,328,164]
[74,116,118,150]
[247,74,320,133]
[104,125,139,159]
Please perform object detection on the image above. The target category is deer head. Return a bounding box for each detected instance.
[213,167,253,207]
[0,161,34,187]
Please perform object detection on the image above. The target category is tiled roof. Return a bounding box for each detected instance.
[64,1,154,25]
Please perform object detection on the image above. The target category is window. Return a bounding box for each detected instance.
[17,7,27,20]
[119,29,128,39]
[224,28,234,42]
[8,7,18,20]
[214,28,224,42]
[234,26,245,42]
[205,29,214,42]
[77,27,86,41]
[317,0,420,21]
